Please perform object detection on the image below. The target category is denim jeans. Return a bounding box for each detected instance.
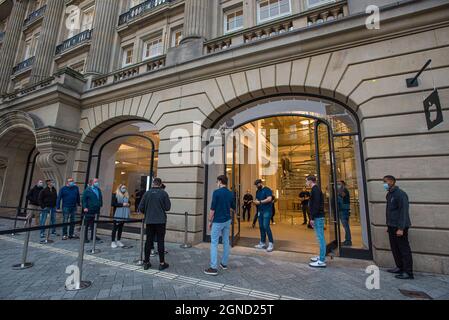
[258,210,274,244]
[340,210,352,242]
[314,217,326,262]
[210,219,231,270]
[40,207,56,238]
[62,207,77,237]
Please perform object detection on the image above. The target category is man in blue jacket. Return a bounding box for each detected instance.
[82,178,103,243]
[57,178,80,240]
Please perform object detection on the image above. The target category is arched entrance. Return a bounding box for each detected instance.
[85,120,160,225]
[204,95,372,259]
[0,113,44,211]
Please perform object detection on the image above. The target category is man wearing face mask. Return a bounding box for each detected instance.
[57,178,81,240]
[383,175,413,280]
[38,180,59,242]
[82,179,103,243]
[253,179,274,253]
[26,180,44,226]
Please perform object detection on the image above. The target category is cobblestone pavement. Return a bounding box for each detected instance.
[1,225,449,300]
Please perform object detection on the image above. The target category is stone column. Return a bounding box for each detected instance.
[166,0,210,66]
[182,0,210,43]
[85,0,119,75]
[30,0,64,84]
[35,127,81,190]
[0,0,29,94]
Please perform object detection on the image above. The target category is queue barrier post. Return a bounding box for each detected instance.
[11,207,20,236]
[65,215,91,291]
[180,212,192,249]
[12,217,33,270]
[134,218,145,266]
[90,214,101,254]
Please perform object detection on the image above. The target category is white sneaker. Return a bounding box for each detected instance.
[266,243,274,252]
[310,256,320,262]
[116,241,125,248]
[309,260,327,268]
[111,242,118,249]
[254,243,266,250]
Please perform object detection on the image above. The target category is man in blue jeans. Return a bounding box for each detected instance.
[204,175,236,276]
[38,180,58,242]
[253,179,274,253]
[307,175,327,268]
[57,178,80,240]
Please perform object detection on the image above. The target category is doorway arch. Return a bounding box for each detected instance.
[203,95,372,260]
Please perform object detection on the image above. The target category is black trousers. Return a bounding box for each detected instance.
[301,204,310,223]
[242,206,251,221]
[83,215,95,240]
[112,221,125,241]
[388,227,413,274]
[145,224,166,263]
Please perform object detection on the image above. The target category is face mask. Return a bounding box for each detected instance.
[69,182,75,187]
[38,183,44,187]
[337,184,342,189]
[93,182,100,188]
[120,187,127,193]
[383,183,390,191]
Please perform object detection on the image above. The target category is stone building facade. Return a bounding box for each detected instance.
[0,0,448,274]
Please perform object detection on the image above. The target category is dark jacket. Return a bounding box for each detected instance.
[26,185,44,206]
[386,186,411,230]
[38,187,58,209]
[309,185,325,219]
[57,185,80,209]
[138,187,171,225]
[111,193,132,214]
[82,187,103,215]
[243,193,253,209]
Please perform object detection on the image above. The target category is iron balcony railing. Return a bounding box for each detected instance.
[12,56,35,74]
[55,29,93,55]
[24,5,47,27]
[118,0,172,26]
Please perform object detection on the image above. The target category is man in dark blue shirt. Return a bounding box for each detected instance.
[205,175,236,276]
[253,179,274,252]
[57,178,81,240]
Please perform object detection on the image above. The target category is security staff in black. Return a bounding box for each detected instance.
[384,175,413,280]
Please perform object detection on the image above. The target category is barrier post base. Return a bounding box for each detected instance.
[133,259,144,266]
[180,244,192,249]
[42,239,54,244]
[89,249,101,254]
[12,262,33,270]
[65,280,92,291]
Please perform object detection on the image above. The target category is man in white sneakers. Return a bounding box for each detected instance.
[307,175,327,268]
[253,179,274,253]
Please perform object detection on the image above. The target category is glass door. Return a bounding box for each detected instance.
[229,134,241,247]
[315,121,340,254]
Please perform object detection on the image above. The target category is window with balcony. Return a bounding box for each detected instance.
[171,27,183,47]
[28,0,46,15]
[81,7,95,32]
[224,7,244,33]
[122,46,134,67]
[257,0,291,24]
[306,0,336,9]
[143,37,163,60]
[24,33,39,60]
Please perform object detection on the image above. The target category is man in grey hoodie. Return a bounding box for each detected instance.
[138,178,171,271]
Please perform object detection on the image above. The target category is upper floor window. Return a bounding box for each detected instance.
[143,37,163,60]
[306,0,336,9]
[224,7,244,33]
[122,46,134,67]
[130,0,144,9]
[28,0,46,14]
[81,7,95,32]
[171,27,183,47]
[257,0,291,24]
[24,33,39,60]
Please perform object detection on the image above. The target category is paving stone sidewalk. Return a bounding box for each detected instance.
[1,224,448,300]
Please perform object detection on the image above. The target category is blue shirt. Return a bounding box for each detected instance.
[56,185,80,209]
[92,187,100,199]
[256,187,273,213]
[210,187,236,223]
